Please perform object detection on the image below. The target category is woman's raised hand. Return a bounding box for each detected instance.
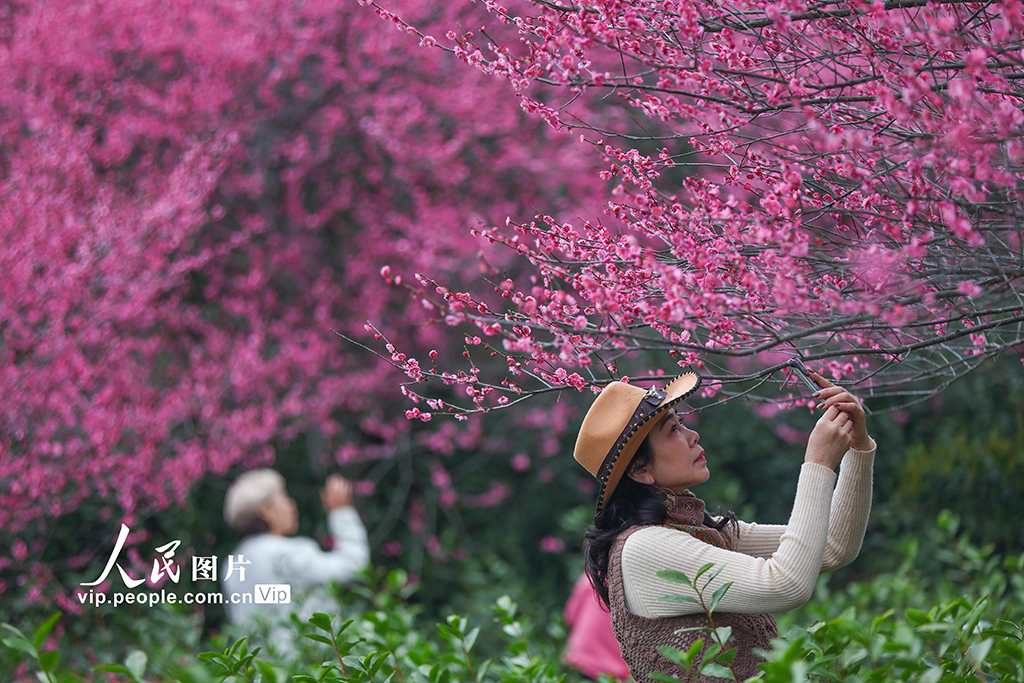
[321,475,354,511]
[805,404,854,470]
[808,372,872,452]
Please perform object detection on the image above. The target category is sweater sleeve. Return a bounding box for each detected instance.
[280,507,370,589]
[621,462,836,618]
[729,441,875,571]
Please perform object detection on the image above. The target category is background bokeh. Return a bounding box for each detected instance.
[2,0,1023,680]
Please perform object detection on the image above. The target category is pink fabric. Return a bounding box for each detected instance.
[564,574,631,681]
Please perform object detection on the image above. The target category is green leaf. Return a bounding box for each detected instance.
[386,569,409,592]
[841,647,869,667]
[125,650,147,680]
[2,637,38,659]
[655,570,693,587]
[658,594,699,604]
[93,664,136,676]
[229,637,247,658]
[693,563,716,582]
[985,629,1018,638]
[342,655,365,673]
[707,583,733,614]
[1,623,29,640]
[33,613,61,649]
[685,639,704,666]
[969,638,994,665]
[699,662,733,679]
[716,647,736,666]
[649,674,685,683]
[659,643,701,670]
[871,609,895,632]
[464,626,480,652]
[906,609,931,626]
[255,661,279,683]
[304,633,335,646]
[712,626,732,646]
[309,613,333,633]
[494,595,517,619]
[701,565,726,589]
[38,650,60,673]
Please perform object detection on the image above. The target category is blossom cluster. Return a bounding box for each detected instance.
[369,0,1024,414]
[0,0,607,602]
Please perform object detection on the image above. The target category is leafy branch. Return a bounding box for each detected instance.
[655,563,739,682]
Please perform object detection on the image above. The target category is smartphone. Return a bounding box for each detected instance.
[785,358,819,394]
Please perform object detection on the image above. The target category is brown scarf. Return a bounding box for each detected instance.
[663,489,731,549]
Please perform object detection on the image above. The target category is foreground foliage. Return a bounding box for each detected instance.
[4,515,1023,682]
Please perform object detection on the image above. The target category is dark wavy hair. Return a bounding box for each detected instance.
[583,438,737,608]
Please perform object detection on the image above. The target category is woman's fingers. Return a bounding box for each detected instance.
[807,370,834,390]
[809,377,863,411]
[815,386,863,413]
[805,373,871,456]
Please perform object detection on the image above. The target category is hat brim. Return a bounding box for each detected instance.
[595,373,702,510]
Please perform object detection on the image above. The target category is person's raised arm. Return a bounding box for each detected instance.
[623,404,856,617]
[282,476,370,585]
[808,372,874,570]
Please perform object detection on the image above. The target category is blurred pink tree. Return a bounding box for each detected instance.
[0,0,607,601]
[366,0,1024,415]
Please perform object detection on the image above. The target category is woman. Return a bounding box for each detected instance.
[574,372,874,682]
[221,469,370,653]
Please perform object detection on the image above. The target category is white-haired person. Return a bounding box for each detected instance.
[221,469,370,650]
[574,371,874,682]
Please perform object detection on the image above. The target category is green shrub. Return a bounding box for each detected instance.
[5,514,1023,683]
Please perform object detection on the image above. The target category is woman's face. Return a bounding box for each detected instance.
[629,409,709,493]
[260,489,299,536]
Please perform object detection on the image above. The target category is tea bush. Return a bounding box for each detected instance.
[4,514,1022,682]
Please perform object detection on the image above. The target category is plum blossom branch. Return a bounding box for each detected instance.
[365,0,1024,416]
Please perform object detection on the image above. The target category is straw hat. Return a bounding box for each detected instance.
[574,373,702,510]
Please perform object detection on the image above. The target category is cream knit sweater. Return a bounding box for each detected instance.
[621,442,875,618]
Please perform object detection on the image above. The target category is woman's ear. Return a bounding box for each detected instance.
[257,503,275,526]
[628,466,656,486]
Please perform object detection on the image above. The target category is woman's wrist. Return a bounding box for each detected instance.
[850,435,874,452]
[803,455,836,470]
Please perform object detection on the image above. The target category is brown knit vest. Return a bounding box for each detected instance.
[608,525,778,683]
